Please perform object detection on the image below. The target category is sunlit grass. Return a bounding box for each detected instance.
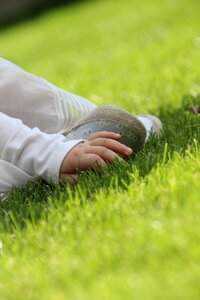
[0,0,200,299]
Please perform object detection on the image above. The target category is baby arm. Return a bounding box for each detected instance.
[0,113,133,190]
[0,112,83,183]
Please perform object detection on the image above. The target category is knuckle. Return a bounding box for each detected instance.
[88,133,96,140]
[90,155,99,165]
[101,138,107,146]
[101,147,109,157]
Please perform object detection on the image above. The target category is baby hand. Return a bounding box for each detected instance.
[60,131,133,182]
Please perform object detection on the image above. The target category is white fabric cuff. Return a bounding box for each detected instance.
[46,139,84,182]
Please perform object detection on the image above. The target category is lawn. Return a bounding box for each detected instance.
[0,0,200,299]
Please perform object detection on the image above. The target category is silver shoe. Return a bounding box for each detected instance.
[64,105,147,153]
[136,114,163,140]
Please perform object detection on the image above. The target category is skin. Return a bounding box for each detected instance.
[60,131,133,183]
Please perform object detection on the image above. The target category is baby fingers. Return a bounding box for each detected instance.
[77,153,107,171]
[89,138,133,156]
[60,173,78,185]
[86,146,124,163]
[88,131,121,141]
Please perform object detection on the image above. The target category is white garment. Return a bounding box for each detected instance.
[0,58,158,194]
[0,58,96,192]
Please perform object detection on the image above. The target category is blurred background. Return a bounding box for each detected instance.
[0,0,199,113]
[0,0,79,25]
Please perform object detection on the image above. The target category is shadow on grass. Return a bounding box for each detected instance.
[0,94,199,232]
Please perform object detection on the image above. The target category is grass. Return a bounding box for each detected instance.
[0,0,200,299]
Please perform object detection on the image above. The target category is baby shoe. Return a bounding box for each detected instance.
[64,106,163,152]
[136,114,163,141]
[64,105,147,153]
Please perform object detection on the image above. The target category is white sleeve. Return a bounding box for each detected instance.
[0,57,96,134]
[0,112,83,182]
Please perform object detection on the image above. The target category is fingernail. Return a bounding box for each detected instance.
[125,147,133,155]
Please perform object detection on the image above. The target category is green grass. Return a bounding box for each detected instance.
[0,0,200,299]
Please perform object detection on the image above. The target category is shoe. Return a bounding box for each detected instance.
[136,115,163,140]
[64,105,163,152]
[64,105,147,153]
